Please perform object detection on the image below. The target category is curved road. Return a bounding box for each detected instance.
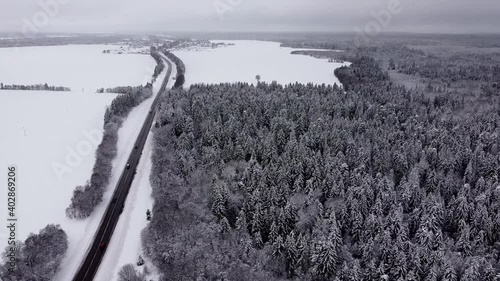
[72,56,173,281]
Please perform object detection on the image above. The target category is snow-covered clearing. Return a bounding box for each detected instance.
[0,90,115,251]
[0,44,155,92]
[173,40,349,87]
[94,58,176,281]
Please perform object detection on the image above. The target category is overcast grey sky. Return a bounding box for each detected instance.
[0,0,499,34]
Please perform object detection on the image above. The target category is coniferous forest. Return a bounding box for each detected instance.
[143,37,500,281]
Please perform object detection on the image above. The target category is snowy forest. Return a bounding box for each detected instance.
[143,37,500,280]
[0,225,68,281]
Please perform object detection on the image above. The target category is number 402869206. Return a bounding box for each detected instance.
[7,166,16,218]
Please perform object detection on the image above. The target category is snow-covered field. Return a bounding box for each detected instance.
[0,90,115,245]
[0,44,155,92]
[173,40,349,87]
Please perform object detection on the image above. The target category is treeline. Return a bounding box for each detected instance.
[161,49,185,88]
[282,41,337,49]
[369,44,500,84]
[334,55,389,92]
[291,50,345,63]
[0,82,70,91]
[338,43,500,96]
[144,56,500,281]
[281,41,346,51]
[286,35,500,98]
[0,34,127,49]
[66,86,152,219]
[98,85,153,94]
[0,225,68,281]
[150,46,165,80]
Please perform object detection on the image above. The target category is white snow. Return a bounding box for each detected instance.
[173,40,349,87]
[0,90,115,253]
[94,57,176,281]
[0,44,155,92]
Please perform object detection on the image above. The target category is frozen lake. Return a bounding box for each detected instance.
[173,40,349,87]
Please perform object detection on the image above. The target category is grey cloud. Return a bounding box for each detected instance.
[0,0,499,34]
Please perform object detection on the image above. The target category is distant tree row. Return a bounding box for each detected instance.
[150,46,165,80]
[315,41,500,97]
[0,34,129,49]
[0,82,70,91]
[66,85,152,219]
[0,225,68,281]
[98,85,152,94]
[363,44,500,85]
[281,41,345,51]
[161,49,185,88]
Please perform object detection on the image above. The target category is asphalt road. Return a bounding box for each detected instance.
[72,56,173,281]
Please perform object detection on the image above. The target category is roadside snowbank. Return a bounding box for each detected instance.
[92,59,174,281]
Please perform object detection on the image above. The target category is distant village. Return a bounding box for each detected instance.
[162,39,234,51]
